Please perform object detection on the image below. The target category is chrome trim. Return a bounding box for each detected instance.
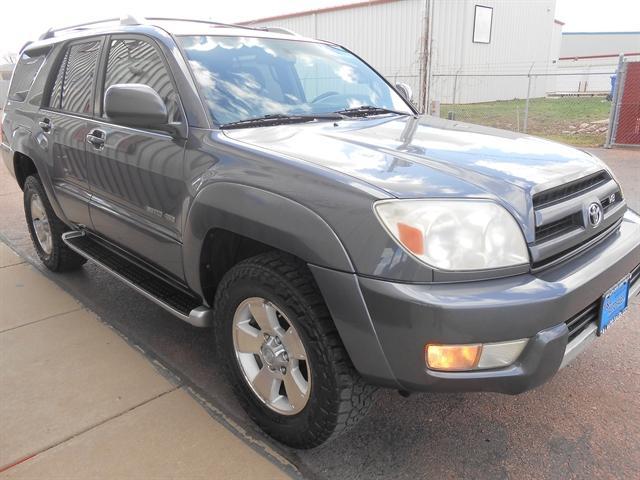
[560,322,597,369]
[61,231,212,327]
[630,277,640,299]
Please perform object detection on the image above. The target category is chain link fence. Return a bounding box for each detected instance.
[427,72,616,147]
[607,59,640,147]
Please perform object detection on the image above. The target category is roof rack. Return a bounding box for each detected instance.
[36,15,298,42]
[38,15,144,40]
[257,26,299,36]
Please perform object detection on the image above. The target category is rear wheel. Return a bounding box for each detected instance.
[213,251,376,448]
[23,175,86,272]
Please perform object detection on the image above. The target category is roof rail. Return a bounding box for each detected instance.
[145,17,261,32]
[38,15,144,40]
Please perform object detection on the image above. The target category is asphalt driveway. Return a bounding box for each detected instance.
[1,147,638,479]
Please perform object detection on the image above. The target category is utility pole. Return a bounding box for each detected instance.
[523,62,534,133]
[419,0,432,114]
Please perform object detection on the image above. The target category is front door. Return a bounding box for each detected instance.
[86,35,187,279]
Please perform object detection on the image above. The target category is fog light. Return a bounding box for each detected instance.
[426,339,528,372]
[426,344,482,371]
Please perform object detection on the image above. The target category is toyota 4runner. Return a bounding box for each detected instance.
[2,16,639,448]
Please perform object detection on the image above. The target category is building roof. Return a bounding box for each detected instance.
[241,0,402,24]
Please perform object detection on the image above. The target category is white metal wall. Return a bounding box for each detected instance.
[554,33,640,93]
[560,32,640,58]
[429,0,557,103]
[556,57,619,93]
[246,0,558,105]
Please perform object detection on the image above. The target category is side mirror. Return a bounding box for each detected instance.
[395,82,413,103]
[104,84,168,130]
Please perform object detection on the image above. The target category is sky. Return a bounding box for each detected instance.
[1,0,639,61]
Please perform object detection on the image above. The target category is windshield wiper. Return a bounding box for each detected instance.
[221,113,345,129]
[335,105,412,118]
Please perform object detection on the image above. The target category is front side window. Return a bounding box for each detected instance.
[178,35,411,125]
[48,41,100,114]
[8,50,48,102]
[104,38,182,123]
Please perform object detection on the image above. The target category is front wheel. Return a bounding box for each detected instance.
[213,251,376,448]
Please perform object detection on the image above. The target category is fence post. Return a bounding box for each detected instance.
[605,54,625,148]
[523,63,534,133]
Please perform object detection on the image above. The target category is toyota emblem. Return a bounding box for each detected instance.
[587,202,603,228]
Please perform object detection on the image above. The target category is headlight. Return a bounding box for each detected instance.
[374,199,529,271]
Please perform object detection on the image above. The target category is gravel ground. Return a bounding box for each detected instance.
[0,147,638,479]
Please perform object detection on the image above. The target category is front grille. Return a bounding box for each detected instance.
[535,212,582,242]
[530,170,625,269]
[533,171,610,208]
[565,301,599,342]
[565,263,640,343]
[531,218,622,270]
[602,191,623,213]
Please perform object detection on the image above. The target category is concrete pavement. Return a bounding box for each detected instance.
[0,242,292,479]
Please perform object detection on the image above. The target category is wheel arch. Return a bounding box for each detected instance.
[13,151,38,190]
[182,182,354,302]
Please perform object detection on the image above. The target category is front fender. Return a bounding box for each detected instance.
[182,182,354,297]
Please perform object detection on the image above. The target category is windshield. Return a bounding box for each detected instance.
[178,35,412,125]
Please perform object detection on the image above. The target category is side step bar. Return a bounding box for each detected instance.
[62,231,212,328]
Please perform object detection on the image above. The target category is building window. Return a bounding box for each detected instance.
[473,5,493,44]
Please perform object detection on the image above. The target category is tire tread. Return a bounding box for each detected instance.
[214,251,376,448]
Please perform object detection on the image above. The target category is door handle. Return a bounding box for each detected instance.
[86,129,106,149]
[39,118,52,133]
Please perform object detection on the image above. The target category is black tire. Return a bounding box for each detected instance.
[23,175,86,272]
[213,251,376,448]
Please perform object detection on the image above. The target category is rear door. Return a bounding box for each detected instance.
[39,38,103,226]
[86,35,187,279]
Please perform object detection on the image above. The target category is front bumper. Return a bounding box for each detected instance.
[311,210,640,394]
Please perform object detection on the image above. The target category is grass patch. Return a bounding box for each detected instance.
[440,97,612,147]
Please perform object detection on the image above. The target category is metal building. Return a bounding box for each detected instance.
[243,0,561,111]
[557,32,640,93]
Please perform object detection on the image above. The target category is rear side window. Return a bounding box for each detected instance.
[104,38,182,122]
[48,41,100,115]
[8,50,47,102]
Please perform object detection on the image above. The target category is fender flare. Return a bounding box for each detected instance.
[182,182,354,297]
[11,126,69,224]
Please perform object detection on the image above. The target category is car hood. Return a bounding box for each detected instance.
[223,115,607,241]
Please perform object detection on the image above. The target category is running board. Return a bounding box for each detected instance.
[62,231,212,328]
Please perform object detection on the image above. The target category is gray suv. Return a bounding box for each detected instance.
[2,17,639,448]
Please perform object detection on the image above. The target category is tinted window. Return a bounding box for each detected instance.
[8,50,47,102]
[48,50,68,109]
[61,41,100,114]
[179,36,410,125]
[104,39,181,122]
